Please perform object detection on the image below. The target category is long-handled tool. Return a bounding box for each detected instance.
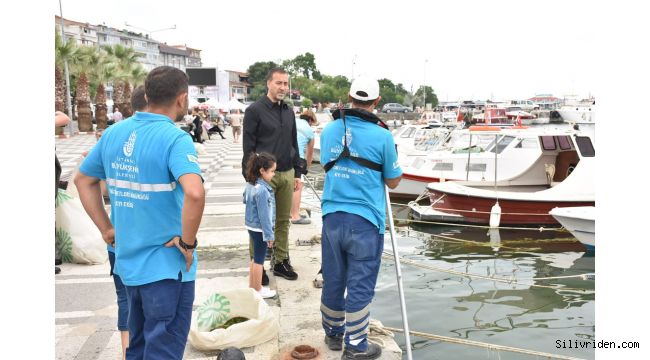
[303,175,322,202]
[384,186,413,360]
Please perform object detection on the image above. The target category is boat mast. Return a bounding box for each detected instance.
[465,133,472,181]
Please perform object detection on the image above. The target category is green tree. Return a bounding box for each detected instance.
[103,44,140,117]
[301,97,313,108]
[414,86,439,108]
[282,52,321,80]
[55,32,77,135]
[377,78,408,106]
[246,61,278,100]
[69,46,97,132]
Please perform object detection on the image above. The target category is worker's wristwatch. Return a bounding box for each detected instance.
[178,236,198,250]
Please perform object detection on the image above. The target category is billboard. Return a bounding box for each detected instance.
[186,67,217,86]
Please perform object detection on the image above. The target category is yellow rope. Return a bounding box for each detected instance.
[392,216,570,232]
[428,232,576,249]
[381,325,585,360]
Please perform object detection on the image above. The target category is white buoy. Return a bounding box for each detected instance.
[489,201,501,228]
[488,228,501,252]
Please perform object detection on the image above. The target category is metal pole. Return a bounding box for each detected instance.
[423,59,427,110]
[59,0,73,136]
[494,134,498,188]
[465,133,472,181]
[303,175,321,202]
[384,186,413,360]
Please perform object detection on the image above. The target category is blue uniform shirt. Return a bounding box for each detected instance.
[296,118,315,159]
[319,114,402,234]
[80,112,203,286]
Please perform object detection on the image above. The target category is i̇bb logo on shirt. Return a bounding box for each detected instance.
[123,131,137,157]
[341,128,353,146]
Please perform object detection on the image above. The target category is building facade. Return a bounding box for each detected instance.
[158,44,189,71]
[55,15,98,47]
[226,70,250,101]
[171,45,202,67]
[55,16,201,74]
[94,25,161,71]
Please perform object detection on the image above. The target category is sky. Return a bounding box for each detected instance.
[53,0,597,102]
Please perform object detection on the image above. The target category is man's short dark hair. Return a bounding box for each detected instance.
[350,98,376,107]
[145,66,189,106]
[266,67,288,82]
[131,85,147,111]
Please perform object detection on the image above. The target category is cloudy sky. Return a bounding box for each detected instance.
[54,0,596,101]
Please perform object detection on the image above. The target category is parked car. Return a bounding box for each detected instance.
[382,103,411,113]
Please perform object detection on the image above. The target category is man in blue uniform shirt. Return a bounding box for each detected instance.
[75,66,205,359]
[319,76,402,359]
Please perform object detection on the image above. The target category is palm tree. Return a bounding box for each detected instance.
[130,65,148,87]
[121,64,149,117]
[104,44,139,118]
[71,46,96,132]
[55,32,76,134]
[84,47,115,130]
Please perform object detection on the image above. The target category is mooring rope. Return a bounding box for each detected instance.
[391,215,569,232]
[426,231,576,249]
[370,321,584,360]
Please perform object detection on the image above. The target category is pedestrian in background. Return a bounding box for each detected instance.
[289,110,316,225]
[319,76,402,359]
[75,66,204,359]
[208,110,227,139]
[242,67,302,282]
[201,111,213,140]
[227,109,243,143]
[55,111,70,275]
[243,152,277,299]
[113,106,123,123]
[192,108,203,143]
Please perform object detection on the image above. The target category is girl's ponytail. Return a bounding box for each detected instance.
[245,152,276,184]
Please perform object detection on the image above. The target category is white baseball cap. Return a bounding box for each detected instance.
[349,76,379,101]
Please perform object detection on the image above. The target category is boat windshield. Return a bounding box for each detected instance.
[484,135,516,154]
[399,126,418,138]
[448,133,494,151]
[414,128,451,151]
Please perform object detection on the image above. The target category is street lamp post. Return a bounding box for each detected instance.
[124,22,176,69]
[422,58,428,110]
[59,0,73,136]
[124,22,176,39]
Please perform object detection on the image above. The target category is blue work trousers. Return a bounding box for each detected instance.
[320,212,384,352]
[125,276,195,360]
[108,251,129,331]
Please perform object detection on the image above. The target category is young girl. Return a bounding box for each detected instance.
[244,152,277,298]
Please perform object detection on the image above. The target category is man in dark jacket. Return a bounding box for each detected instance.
[242,67,301,281]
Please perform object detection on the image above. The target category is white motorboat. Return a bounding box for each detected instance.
[556,98,595,124]
[549,206,595,249]
[392,123,462,167]
[312,112,334,163]
[410,129,596,226]
[393,125,582,198]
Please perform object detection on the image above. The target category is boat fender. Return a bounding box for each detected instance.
[489,202,501,228]
[488,228,501,252]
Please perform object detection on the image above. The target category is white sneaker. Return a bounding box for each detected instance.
[258,286,276,299]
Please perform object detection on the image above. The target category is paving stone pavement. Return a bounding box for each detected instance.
[55,125,401,359]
